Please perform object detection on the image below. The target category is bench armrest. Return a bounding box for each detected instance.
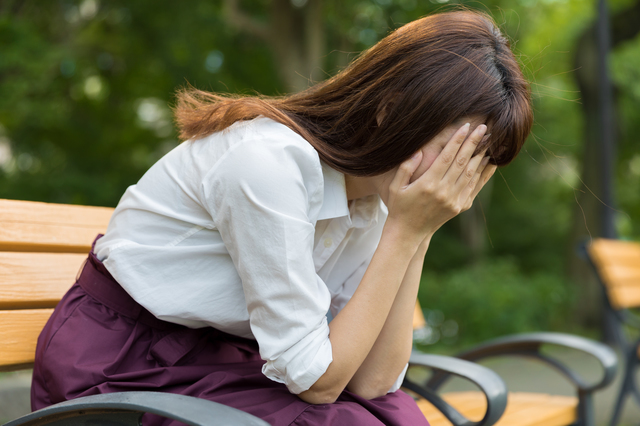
[404,352,507,426]
[4,391,270,426]
[439,332,618,394]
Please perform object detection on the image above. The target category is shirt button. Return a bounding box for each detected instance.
[324,238,333,248]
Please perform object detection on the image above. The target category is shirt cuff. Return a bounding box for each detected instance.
[261,319,333,394]
[388,363,409,393]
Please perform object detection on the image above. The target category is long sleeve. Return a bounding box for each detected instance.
[202,125,334,394]
[94,118,389,395]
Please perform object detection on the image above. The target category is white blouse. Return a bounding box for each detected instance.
[94,117,406,395]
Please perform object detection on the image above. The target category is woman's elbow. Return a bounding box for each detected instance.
[297,385,342,405]
[295,378,393,403]
[348,386,388,401]
[347,377,393,400]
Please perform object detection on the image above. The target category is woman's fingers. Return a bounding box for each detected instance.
[385,122,494,240]
[455,134,490,188]
[389,151,423,193]
[459,150,487,185]
[474,163,497,197]
[459,154,489,202]
[442,124,487,184]
[385,150,425,227]
[462,161,497,210]
[424,123,471,179]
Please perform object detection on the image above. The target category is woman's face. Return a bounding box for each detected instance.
[409,117,487,184]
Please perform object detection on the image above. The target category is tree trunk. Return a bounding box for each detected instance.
[269,0,325,92]
[223,0,325,92]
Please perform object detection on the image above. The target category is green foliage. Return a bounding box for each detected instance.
[417,257,576,352]
[1,0,639,337]
[0,0,281,206]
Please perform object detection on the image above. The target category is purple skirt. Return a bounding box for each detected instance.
[31,245,429,426]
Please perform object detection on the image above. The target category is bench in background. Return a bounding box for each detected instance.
[583,238,640,426]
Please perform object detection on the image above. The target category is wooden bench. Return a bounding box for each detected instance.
[583,238,640,426]
[1,198,618,426]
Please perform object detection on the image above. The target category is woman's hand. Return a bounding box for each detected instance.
[385,123,496,244]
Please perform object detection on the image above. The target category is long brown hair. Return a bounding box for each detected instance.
[174,10,533,176]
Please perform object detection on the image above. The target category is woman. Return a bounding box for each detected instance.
[31,9,533,426]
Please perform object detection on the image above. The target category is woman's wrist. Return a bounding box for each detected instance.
[380,219,426,255]
[417,234,432,256]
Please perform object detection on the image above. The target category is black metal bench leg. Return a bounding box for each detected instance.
[609,347,637,426]
[577,390,595,426]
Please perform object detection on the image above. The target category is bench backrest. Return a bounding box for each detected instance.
[0,199,113,371]
[587,238,640,310]
[0,197,428,373]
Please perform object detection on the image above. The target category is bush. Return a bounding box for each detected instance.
[416,257,575,353]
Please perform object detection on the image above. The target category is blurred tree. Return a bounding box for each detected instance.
[1,0,640,341]
[0,0,280,206]
[223,0,324,92]
[0,0,450,206]
[569,0,640,326]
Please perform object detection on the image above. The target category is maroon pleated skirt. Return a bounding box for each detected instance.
[31,243,429,426]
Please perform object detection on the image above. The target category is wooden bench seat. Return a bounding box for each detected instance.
[417,392,577,426]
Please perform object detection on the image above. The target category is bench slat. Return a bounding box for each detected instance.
[589,239,640,262]
[0,309,53,371]
[600,265,640,283]
[598,265,640,286]
[493,393,577,426]
[608,286,640,310]
[588,239,640,309]
[0,199,112,253]
[0,252,85,309]
[416,391,577,426]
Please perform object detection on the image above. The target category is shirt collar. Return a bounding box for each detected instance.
[318,162,349,221]
[318,162,380,229]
